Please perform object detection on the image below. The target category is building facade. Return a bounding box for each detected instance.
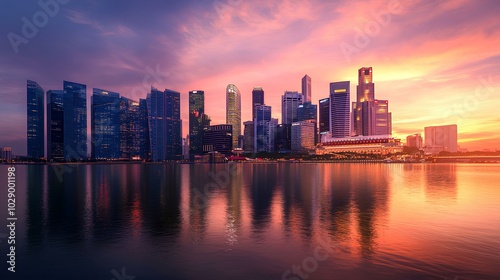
[301,74,312,103]
[330,81,350,138]
[203,124,233,156]
[354,67,375,136]
[282,91,303,125]
[252,87,264,121]
[319,98,330,135]
[147,87,182,161]
[189,90,205,158]
[424,124,458,153]
[47,90,65,161]
[91,89,120,160]
[27,80,45,159]
[226,84,241,149]
[63,81,87,161]
[291,121,316,152]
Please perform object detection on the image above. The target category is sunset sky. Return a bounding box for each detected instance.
[1,0,499,155]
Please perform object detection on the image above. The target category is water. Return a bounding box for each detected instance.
[0,163,499,279]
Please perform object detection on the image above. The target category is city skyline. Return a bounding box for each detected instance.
[1,0,499,154]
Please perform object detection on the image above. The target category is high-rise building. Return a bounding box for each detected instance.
[138,99,150,160]
[406,133,423,149]
[424,124,458,153]
[91,88,120,160]
[203,124,233,156]
[120,97,141,159]
[27,80,45,159]
[226,84,241,149]
[254,105,276,153]
[275,124,292,152]
[243,121,254,153]
[319,98,330,135]
[297,102,318,144]
[147,87,182,161]
[182,135,189,160]
[354,67,375,136]
[330,81,350,138]
[281,91,303,125]
[63,81,87,161]
[301,75,312,103]
[291,121,316,152]
[361,100,392,136]
[252,87,264,121]
[189,90,205,158]
[47,90,65,161]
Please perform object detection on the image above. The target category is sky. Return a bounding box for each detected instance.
[0,0,499,155]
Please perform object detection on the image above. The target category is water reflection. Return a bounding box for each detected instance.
[17,163,500,279]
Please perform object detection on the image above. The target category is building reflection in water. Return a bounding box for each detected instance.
[225,163,243,250]
[26,165,46,248]
[424,164,458,202]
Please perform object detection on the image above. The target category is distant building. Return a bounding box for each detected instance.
[252,87,264,121]
[254,105,276,153]
[243,121,254,153]
[203,124,233,156]
[361,99,392,136]
[27,80,45,160]
[282,91,303,124]
[319,98,330,135]
[406,133,423,149]
[291,121,316,152]
[353,67,375,136]
[226,84,241,150]
[120,97,141,159]
[424,124,458,153]
[182,135,190,160]
[138,99,150,160]
[63,81,87,161]
[301,75,312,103]
[91,88,121,160]
[330,81,350,138]
[319,135,403,155]
[147,87,182,161]
[297,102,318,144]
[47,90,65,161]
[275,124,292,152]
[3,147,12,163]
[189,90,205,158]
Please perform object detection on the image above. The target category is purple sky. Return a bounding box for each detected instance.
[1,0,499,155]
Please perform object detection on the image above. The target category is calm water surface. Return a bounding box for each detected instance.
[0,163,499,279]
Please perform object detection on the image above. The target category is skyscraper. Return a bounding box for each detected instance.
[254,105,276,153]
[319,98,330,135]
[330,81,350,138]
[138,99,150,160]
[91,88,120,160]
[301,75,312,103]
[361,100,392,136]
[252,87,264,121]
[243,121,254,153]
[354,67,375,136]
[297,102,318,144]
[120,97,141,159]
[226,84,241,149]
[291,121,316,152]
[47,90,65,161]
[27,80,44,159]
[189,90,205,159]
[147,87,182,161]
[63,81,87,161]
[281,91,303,124]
